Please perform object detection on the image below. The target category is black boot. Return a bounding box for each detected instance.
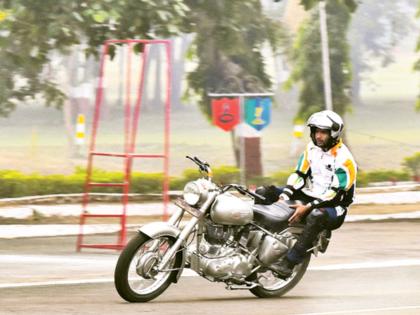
[269,257,295,279]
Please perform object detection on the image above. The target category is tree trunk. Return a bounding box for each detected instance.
[351,60,362,106]
[231,130,240,167]
[63,98,76,157]
[153,47,162,111]
[171,35,192,110]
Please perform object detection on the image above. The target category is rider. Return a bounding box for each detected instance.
[271,110,357,277]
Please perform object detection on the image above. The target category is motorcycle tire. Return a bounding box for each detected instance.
[249,255,311,298]
[114,232,182,303]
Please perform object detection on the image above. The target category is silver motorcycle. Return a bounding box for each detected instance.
[114,156,330,302]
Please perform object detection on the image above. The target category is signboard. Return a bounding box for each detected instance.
[211,97,240,132]
[244,97,271,131]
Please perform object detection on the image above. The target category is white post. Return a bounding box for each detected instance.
[319,0,333,111]
[75,114,86,146]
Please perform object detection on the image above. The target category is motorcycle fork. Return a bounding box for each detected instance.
[144,208,186,253]
[168,207,185,227]
[157,192,217,271]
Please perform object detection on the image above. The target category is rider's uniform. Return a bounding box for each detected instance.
[281,139,357,215]
[279,139,358,264]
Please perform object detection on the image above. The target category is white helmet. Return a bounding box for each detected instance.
[307,110,344,147]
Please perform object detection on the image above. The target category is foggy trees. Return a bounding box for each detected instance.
[0,0,189,115]
[415,1,420,111]
[348,0,416,106]
[285,0,354,121]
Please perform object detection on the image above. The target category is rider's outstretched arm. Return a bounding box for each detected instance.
[280,147,311,200]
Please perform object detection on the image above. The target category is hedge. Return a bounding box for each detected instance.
[357,169,411,187]
[0,166,415,198]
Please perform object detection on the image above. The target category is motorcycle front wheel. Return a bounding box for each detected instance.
[114,233,182,302]
[249,255,311,298]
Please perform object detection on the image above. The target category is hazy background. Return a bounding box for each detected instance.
[0,0,419,178]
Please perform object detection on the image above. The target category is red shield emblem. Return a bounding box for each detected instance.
[211,98,240,132]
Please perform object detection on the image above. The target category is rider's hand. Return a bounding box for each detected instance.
[288,204,311,224]
[278,193,289,201]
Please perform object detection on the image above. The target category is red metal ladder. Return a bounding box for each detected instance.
[76,39,172,251]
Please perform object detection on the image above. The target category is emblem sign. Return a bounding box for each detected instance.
[244,97,272,131]
[211,98,240,132]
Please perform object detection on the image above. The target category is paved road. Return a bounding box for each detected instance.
[1,221,420,315]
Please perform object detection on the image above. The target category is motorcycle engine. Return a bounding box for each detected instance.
[188,240,253,282]
[204,220,236,245]
[187,221,298,282]
[188,220,253,281]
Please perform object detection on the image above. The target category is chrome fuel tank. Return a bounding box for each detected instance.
[210,193,253,225]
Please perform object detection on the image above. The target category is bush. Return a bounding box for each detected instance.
[247,176,274,187]
[0,166,239,198]
[403,152,420,180]
[212,165,240,185]
[0,171,85,197]
[0,164,416,198]
[356,169,411,187]
[270,170,293,186]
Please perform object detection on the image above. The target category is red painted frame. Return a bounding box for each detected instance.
[77,39,172,251]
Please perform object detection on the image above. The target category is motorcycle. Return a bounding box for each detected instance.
[114,156,330,302]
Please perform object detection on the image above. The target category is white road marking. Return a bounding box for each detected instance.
[0,269,198,289]
[0,254,118,265]
[0,278,114,288]
[308,259,420,271]
[292,305,420,315]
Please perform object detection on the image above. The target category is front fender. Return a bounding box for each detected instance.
[138,222,186,283]
[139,221,181,239]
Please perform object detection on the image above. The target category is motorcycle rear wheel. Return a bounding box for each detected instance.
[249,255,311,298]
[114,232,181,302]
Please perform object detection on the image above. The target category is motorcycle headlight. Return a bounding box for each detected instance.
[183,181,202,206]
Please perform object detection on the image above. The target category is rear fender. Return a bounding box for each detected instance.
[138,222,186,283]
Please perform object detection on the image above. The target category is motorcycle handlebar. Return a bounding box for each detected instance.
[222,184,266,202]
[185,156,266,201]
[186,155,212,176]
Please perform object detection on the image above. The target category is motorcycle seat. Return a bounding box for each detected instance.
[252,200,301,232]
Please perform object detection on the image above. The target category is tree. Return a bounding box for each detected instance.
[285,0,353,125]
[299,0,357,11]
[348,0,416,106]
[0,0,189,116]
[183,1,285,117]
[403,152,420,181]
[415,1,420,111]
[182,1,287,176]
[0,1,287,179]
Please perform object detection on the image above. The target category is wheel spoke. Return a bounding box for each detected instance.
[127,237,176,296]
